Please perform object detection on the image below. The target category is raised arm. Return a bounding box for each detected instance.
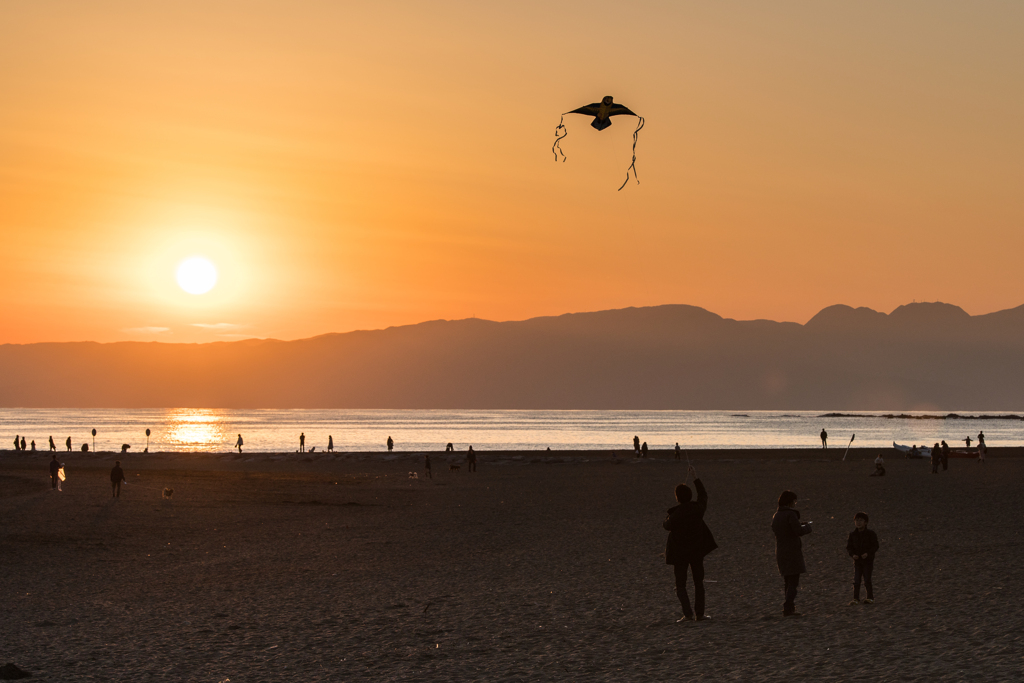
[694,478,708,514]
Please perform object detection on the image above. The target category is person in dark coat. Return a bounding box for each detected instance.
[65,436,72,452]
[664,465,718,621]
[387,436,394,452]
[633,435,640,456]
[846,512,880,605]
[49,455,61,490]
[467,446,476,472]
[931,442,940,474]
[641,441,649,458]
[110,460,125,498]
[772,490,812,616]
[940,441,949,471]
[13,435,20,451]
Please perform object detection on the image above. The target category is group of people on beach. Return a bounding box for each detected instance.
[13,435,73,452]
[43,454,125,498]
[633,436,683,459]
[665,466,879,620]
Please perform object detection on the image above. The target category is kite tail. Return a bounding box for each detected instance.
[618,116,644,191]
[552,115,568,162]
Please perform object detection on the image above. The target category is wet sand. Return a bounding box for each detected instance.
[1,448,1022,681]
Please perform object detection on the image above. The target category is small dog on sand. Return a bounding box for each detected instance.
[162,488,174,499]
[408,471,418,479]
[449,464,460,472]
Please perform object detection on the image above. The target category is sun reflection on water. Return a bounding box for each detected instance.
[163,409,228,452]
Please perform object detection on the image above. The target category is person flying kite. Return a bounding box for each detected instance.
[552,95,644,190]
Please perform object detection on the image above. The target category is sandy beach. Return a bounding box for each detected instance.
[2,447,1022,681]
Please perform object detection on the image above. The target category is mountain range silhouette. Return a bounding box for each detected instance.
[2,301,1022,409]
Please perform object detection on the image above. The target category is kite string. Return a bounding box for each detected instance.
[617,116,644,191]
[552,115,567,162]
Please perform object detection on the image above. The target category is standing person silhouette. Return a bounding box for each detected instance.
[14,435,20,451]
[663,465,717,622]
[235,434,244,453]
[445,443,454,452]
[633,435,641,456]
[387,436,394,452]
[467,446,477,472]
[49,455,60,490]
[674,443,681,460]
[641,441,649,458]
[772,490,813,617]
[328,435,334,453]
[31,440,36,451]
[65,436,72,452]
[820,429,828,449]
[299,433,305,453]
[20,436,26,451]
[110,460,125,498]
[424,453,432,479]
[977,432,986,449]
[49,436,56,452]
[940,441,950,471]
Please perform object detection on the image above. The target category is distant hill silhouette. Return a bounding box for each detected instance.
[2,302,1023,409]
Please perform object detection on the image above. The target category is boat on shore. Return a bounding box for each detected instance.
[893,442,931,458]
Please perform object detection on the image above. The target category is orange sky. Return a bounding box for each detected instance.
[2,1,1022,344]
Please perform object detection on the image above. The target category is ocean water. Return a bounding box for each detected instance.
[1,409,1021,454]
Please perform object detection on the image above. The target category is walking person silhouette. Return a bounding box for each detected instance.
[236,434,244,453]
[49,455,60,490]
[65,436,72,452]
[110,461,125,498]
[49,436,56,452]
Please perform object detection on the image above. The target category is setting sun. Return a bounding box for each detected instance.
[175,257,218,295]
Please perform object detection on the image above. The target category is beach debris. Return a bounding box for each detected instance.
[0,662,31,679]
[408,472,418,479]
[553,95,644,190]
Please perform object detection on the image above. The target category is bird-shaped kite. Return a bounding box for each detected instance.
[553,95,644,190]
